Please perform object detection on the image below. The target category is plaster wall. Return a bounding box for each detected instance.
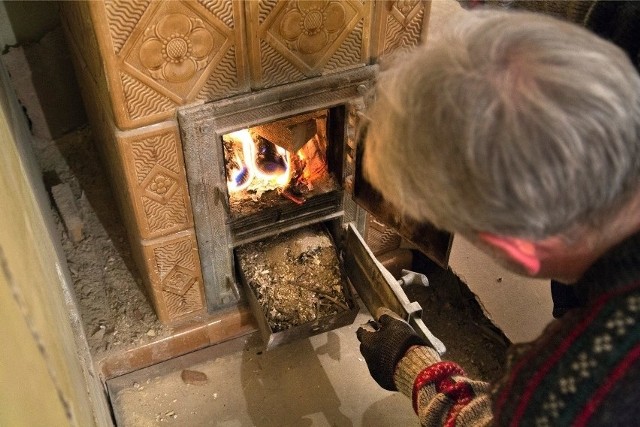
[0,0,60,52]
[0,60,111,426]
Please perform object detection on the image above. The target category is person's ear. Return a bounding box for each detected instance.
[478,233,541,275]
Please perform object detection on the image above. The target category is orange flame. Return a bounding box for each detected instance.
[225,129,291,194]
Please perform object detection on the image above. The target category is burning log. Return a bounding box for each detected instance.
[255,136,288,175]
[222,124,339,218]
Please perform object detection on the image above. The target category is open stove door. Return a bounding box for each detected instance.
[351,125,453,268]
[344,223,446,355]
[346,119,451,355]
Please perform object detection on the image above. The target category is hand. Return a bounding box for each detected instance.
[356,310,427,391]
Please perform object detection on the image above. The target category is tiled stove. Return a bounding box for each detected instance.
[60,0,433,325]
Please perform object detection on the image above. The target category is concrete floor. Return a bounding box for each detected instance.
[108,312,418,427]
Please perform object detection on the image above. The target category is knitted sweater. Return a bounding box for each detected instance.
[393,230,640,426]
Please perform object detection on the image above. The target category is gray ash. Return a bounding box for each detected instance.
[236,225,350,332]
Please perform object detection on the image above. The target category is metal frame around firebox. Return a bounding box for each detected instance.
[178,65,377,312]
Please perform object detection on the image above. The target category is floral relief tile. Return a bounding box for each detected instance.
[120,1,232,103]
[247,0,371,86]
[118,122,194,239]
[94,0,249,129]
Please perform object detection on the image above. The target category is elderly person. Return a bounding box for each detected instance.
[472,0,640,320]
[356,9,640,426]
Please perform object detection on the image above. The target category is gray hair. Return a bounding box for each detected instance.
[362,9,640,239]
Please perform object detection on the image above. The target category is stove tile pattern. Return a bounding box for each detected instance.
[379,0,426,55]
[120,125,193,239]
[246,0,371,88]
[102,0,249,129]
[142,231,205,322]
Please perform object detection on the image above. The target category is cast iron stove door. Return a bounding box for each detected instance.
[352,126,453,268]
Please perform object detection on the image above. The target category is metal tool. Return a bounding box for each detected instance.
[344,223,446,355]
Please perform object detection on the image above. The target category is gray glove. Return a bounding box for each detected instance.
[356,312,427,391]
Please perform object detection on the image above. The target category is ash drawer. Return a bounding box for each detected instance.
[235,224,359,350]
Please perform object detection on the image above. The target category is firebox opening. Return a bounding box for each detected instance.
[222,106,346,224]
[179,66,374,313]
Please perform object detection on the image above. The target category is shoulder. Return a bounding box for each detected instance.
[493,283,640,425]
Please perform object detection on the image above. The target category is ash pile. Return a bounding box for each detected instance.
[236,225,351,332]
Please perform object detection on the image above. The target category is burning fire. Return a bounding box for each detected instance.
[223,124,331,208]
[225,129,291,193]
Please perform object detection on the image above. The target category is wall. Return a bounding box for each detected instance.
[0,0,60,52]
[0,60,111,426]
[0,0,87,139]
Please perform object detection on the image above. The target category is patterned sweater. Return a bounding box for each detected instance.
[393,230,640,426]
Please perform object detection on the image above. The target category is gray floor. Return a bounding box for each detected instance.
[108,311,419,427]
